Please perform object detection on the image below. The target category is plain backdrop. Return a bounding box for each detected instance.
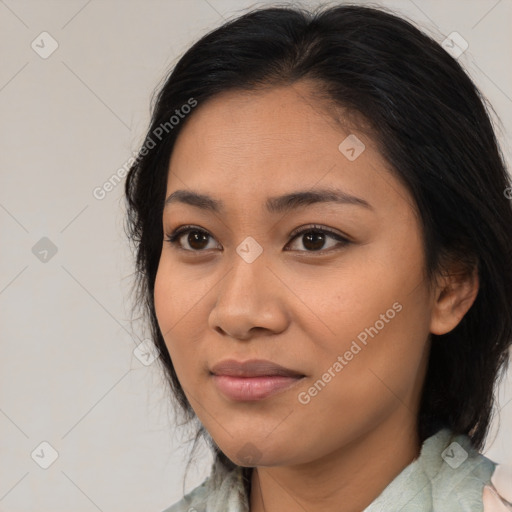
[1,0,511,510]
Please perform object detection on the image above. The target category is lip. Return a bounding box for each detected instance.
[210,359,306,401]
[212,375,305,401]
[210,359,304,378]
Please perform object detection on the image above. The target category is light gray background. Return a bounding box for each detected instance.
[1,0,511,510]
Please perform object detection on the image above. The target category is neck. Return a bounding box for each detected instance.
[249,413,421,512]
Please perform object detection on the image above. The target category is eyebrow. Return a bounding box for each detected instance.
[163,187,373,214]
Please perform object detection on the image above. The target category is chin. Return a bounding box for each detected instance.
[218,437,300,468]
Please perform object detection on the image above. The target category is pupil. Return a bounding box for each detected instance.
[304,232,325,251]
[189,231,208,250]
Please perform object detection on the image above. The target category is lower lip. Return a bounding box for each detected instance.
[212,375,304,401]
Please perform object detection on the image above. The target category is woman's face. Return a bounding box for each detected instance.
[154,82,439,467]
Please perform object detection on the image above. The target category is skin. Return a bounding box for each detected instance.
[153,81,479,512]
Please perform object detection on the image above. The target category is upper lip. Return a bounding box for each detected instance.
[210,359,305,378]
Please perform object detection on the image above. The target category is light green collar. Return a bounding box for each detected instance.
[164,428,498,512]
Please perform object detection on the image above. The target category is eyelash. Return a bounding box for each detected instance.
[164,224,351,254]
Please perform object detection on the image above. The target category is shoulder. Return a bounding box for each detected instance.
[416,428,512,510]
[160,458,248,512]
[424,429,512,510]
[423,429,512,512]
[160,479,209,512]
[365,428,512,511]
[483,462,512,511]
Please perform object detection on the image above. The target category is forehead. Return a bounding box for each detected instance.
[165,83,414,219]
[172,83,351,157]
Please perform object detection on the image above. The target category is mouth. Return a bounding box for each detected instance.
[210,359,306,401]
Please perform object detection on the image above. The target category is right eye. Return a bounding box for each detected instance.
[165,225,220,252]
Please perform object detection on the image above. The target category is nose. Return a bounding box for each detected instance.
[208,251,289,340]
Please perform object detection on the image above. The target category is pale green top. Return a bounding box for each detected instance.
[163,428,512,511]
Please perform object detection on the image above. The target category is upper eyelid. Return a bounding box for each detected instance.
[167,224,346,239]
[166,224,350,249]
[289,224,348,240]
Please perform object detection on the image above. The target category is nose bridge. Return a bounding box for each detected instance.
[222,240,269,303]
[209,242,287,337]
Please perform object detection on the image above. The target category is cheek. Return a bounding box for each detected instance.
[292,241,427,354]
[298,234,432,404]
[153,258,214,377]
[153,261,194,373]
[320,266,431,409]
[154,257,210,332]
[153,262,175,334]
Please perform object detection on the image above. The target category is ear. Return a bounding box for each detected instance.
[429,263,479,336]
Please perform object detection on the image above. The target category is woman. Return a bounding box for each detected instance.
[125,4,512,511]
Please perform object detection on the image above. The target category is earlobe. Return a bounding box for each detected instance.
[429,265,479,336]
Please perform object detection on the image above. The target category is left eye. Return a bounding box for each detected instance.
[287,227,350,252]
[165,224,350,253]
